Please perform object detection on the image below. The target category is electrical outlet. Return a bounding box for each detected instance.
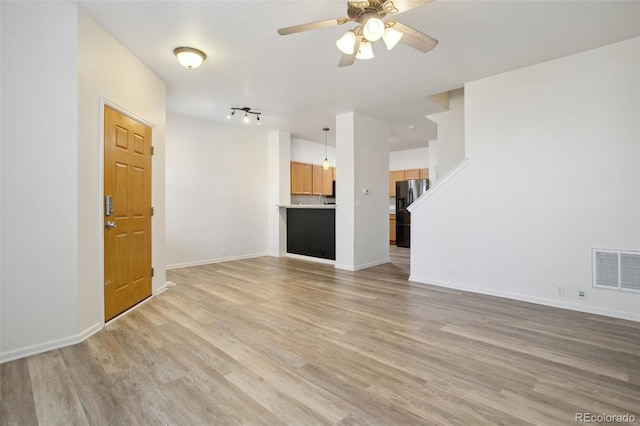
[578,289,587,300]
[556,285,564,296]
[222,248,228,256]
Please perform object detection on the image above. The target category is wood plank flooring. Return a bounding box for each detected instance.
[2,248,639,425]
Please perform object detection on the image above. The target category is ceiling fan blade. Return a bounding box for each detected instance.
[391,21,438,53]
[383,0,432,15]
[338,35,363,67]
[278,18,349,35]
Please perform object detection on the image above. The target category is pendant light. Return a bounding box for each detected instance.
[322,127,330,171]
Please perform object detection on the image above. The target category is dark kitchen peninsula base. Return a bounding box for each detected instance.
[286,208,335,260]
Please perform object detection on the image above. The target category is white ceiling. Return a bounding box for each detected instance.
[75,0,639,150]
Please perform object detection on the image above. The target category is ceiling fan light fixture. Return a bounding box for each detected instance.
[173,47,206,70]
[356,40,374,60]
[382,26,403,50]
[362,17,385,41]
[336,30,357,55]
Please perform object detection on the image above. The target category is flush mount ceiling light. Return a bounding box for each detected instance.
[322,127,330,170]
[226,107,262,125]
[173,47,207,70]
[277,0,438,67]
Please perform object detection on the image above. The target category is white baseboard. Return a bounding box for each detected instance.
[335,257,391,272]
[409,274,640,323]
[0,322,103,364]
[166,252,269,270]
[285,253,335,265]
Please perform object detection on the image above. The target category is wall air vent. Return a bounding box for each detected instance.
[593,249,640,293]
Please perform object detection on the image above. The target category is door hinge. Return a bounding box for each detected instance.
[150,146,155,155]
[150,206,154,216]
[151,268,154,277]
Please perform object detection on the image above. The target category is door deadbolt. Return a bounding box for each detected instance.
[105,195,113,216]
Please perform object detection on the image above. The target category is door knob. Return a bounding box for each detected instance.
[105,221,117,229]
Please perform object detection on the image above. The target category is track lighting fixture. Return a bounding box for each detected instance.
[226,107,262,125]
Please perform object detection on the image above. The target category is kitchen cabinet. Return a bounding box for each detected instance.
[389,214,396,245]
[291,161,312,194]
[292,161,335,195]
[287,208,335,260]
[389,170,405,196]
[389,168,430,196]
[404,169,421,179]
[312,165,334,195]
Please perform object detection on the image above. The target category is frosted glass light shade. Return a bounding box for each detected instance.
[323,158,330,170]
[356,41,374,60]
[336,31,357,54]
[174,47,206,70]
[382,27,403,50]
[362,18,385,41]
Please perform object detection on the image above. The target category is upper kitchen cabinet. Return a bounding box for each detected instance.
[291,161,313,194]
[312,165,334,195]
[389,168,429,196]
[404,169,421,179]
[389,170,405,196]
[291,161,335,195]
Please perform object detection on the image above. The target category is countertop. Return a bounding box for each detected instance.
[278,204,336,209]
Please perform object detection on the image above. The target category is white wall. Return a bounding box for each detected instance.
[1,1,79,358]
[426,88,465,181]
[291,138,336,166]
[336,112,390,270]
[389,148,429,171]
[268,131,291,256]
[165,114,269,268]
[77,9,167,331]
[0,3,167,362]
[410,38,640,321]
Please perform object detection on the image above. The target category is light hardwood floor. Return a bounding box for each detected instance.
[2,249,639,425]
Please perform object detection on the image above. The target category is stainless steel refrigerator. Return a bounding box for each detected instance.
[395,179,429,248]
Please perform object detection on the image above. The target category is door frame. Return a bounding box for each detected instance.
[99,97,156,323]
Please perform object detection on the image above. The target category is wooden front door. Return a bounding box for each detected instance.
[104,106,152,321]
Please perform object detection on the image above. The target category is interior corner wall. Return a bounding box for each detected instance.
[389,148,429,170]
[268,130,291,256]
[291,138,336,166]
[426,88,465,180]
[77,10,167,333]
[336,112,390,271]
[1,1,79,359]
[410,37,640,321]
[165,114,269,268]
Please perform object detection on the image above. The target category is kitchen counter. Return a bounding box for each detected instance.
[278,204,336,209]
[282,206,335,260]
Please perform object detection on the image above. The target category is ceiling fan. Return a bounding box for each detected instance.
[277,0,438,67]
